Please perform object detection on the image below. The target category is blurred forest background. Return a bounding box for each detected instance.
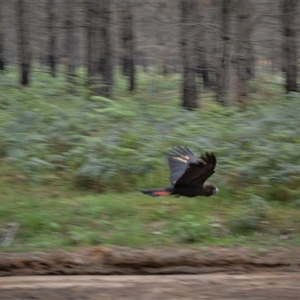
[1,0,300,250]
[1,0,299,106]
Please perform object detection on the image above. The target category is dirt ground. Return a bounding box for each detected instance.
[1,273,300,300]
[1,246,300,299]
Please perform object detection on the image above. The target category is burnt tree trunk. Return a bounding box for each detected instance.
[17,0,31,86]
[281,0,298,93]
[47,0,56,77]
[181,0,198,110]
[87,0,113,97]
[65,0,76,85]
[217,0,233,106]
[120,2,135,91]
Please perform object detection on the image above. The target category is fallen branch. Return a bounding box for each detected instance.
[1,222,20,247]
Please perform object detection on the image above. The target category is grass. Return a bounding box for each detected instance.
[0,65,300,251]
[1,182,300,251]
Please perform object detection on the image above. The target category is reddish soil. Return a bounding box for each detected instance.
[1,246,300,299]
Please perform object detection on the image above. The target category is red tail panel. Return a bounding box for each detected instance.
[141,189,171,197]
[152,190,171,196]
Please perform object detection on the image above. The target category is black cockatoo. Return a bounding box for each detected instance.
[141,146,218,197]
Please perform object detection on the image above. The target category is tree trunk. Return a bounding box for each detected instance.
[47,0,56,77]
[196,56,212,90]
[87,0,113,97]
[181,0,198,110]
[0,0,5,71]
[217,0,233,106]
[281,0,298,93]
[120,2,135,91]
[98,0,113,97]
[87,0,98,82]
[195,3,212,90]
[235,0,255,104]
[65,0,76,85]
[156,2,168,76]
[17,0,31,86]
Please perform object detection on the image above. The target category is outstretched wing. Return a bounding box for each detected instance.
[167,146,199,185]
[174,152,217,187]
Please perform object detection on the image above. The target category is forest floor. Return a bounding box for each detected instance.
[1,246,300,299]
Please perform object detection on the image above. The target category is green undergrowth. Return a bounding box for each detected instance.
[0,67,299,199]
[0,66,300,251]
